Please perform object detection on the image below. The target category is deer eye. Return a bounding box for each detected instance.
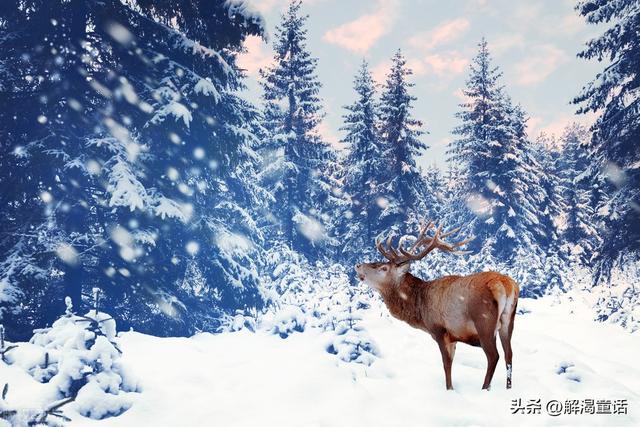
[380,265,389,272]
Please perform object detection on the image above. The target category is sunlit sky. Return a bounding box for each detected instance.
[238,0,603,170]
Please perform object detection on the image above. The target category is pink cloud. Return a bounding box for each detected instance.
[406,57,427,76]
[527,111,599,140]
[436,137,452,147]
[251,0,283,13]
[453,87,472,104]
[527,116,545,135]
[371,59,391,85]
[422,52,468,76]
[408,18,470,51]
[512,44,567,86]
[237,35,273,77]
[323,0,397,54]
[372,51,466,89]
[316,121,344,151]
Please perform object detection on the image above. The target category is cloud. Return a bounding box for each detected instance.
[436,137,452,147]
[371,59,391,85]
[372,51,467,89]
[317,121,344,150]
[541,13,587,37]
[406,57,427,76]
[558,13,585,34]
[489,33,525,56]
[527,116,545,136]
[527,111,598,139]
[512,44,568,86]
[508,2,543,29]
[408,18,470,51]
[251,0,283,13]
[422,52,468,76]
[323,0,397,54]
[453,87,472,104]
[237,35,272,77]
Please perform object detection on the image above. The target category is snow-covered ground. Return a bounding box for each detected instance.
[1,296,638,427]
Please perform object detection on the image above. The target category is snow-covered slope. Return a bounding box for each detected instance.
[3,296,637,426]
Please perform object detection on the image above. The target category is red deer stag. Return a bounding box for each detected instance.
[355,221,519,390]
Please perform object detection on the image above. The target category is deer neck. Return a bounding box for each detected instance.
[379,273,426,328]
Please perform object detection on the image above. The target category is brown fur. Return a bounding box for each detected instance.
[355,263,519,390]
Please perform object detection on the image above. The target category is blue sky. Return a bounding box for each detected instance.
[238,0,603,170]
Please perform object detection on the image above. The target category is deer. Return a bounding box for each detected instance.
[354,220,519,391]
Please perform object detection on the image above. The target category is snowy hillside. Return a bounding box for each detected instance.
[2,295,637,427]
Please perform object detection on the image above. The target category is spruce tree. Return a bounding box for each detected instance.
[532,133,565,250]
[532,133,569,290]
[339,60,385,262]
[422,164,447,221]
[0,0,268,337]
[573,0,640,280]
[449,39,545,294]
[259,0,335,259]
[557,124,600,265]
[377,50,428,233]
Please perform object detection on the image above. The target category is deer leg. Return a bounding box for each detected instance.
[499,307,516,389]
[499,329,512,389]
[479,334,499,390]
[436,337,454,390]
[474,314,500,391]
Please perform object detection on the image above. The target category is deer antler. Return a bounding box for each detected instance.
[376,220,473,264]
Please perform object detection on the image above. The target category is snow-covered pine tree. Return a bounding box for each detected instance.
[377,50,429,233]
[422,164,447,220]
[423,163,476,278]
[448,38,505,254]
[0,0,114,337]
[556,124,600,266]
[531,134,563,250]
[325,283,379,366]
[0,0,269,337]
[8,291,139,420]
[531,132,568,290]
[101,0,270,335]
[338,60,386,264]
[442,164,472,232]
[449,39,546,295]
[573,0,640,281]
[259,0,336,259]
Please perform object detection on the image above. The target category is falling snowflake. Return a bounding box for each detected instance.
[40,191,53,203]
[55,243,79,265]
[376,197,389,209]
[186,241,200,255]
[193,147,206,159]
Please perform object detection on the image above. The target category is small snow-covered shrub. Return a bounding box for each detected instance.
[219,308,259,333]
[323,287,380,366]
[263,305,306,338]
[590,257,640,333]
[326,328,379,366]
[260,244,380,364]
[9,293,139,420]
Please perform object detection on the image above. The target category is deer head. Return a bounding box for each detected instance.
[355,220,473,291]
